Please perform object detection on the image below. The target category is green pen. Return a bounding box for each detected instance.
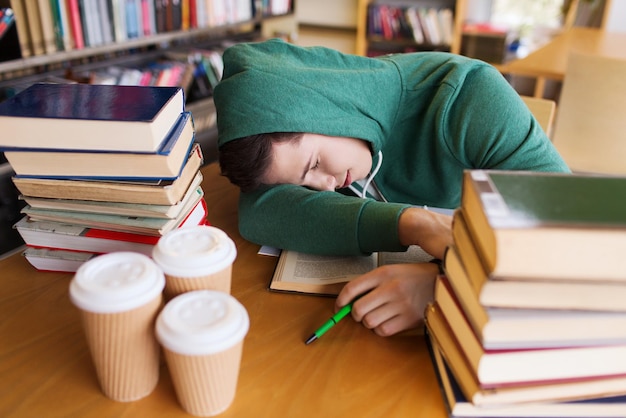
[305,302,354,345]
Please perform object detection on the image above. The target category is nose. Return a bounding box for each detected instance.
[306,172,337,191]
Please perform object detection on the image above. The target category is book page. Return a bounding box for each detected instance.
[378,245,433,265]
[270,246,434,295]
[281,252,377,285]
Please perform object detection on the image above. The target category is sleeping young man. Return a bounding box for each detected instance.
[214,39,570,337]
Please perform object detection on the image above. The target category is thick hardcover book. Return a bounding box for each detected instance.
[450,210,626,313]
[425,301,626,388]
[15,216,159,256]
[425,328,626,417]
[436,269,626,350]
[269,245,433,296]
[21,195,207,236]
[20,176,203,219]
[5,111,194,180]
[22,246,98,272]
[0,83,184,152]
[11,143,203,205]
[425,303,626,408]
[461,170,626,281]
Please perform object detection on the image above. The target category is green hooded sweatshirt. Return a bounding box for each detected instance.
[214,39,569,256]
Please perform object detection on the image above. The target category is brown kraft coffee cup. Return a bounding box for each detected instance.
[152,225,237,298]
[69,251,166,402]
[156,290,249,416]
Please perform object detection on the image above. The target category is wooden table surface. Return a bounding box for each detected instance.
[0,162,447,418]
[504,27,626,97]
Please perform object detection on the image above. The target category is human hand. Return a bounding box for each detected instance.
[398,207,452,259]
[335,262,439,337]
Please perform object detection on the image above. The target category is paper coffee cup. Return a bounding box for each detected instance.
[156,290,249,416]
[69,252,165,402]
[152,225,237,297]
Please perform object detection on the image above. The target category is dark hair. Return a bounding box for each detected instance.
[218,132,303,193]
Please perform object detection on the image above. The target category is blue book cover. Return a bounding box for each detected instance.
[0,82,181,121]
[0,83,185,152]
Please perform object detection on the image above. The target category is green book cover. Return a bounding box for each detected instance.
[470,170,626,228]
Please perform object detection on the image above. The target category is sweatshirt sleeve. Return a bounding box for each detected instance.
[237,184,412,255]
[442,64,570,173]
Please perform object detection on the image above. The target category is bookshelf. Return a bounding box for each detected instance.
[0,2,295,86]
[0,0,296,257]
[0,1,296,155]
[355,0,466,57]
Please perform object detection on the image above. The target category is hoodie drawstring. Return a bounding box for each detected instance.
[350,151,383,199]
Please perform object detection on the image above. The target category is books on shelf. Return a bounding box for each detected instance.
[270,245,433,296]
[1,0,266,59]
[0,83,185,152]
[368,4,454,47]
[425,328,626,416]
[5,111,195,180]
[65,0,84,49]
[460,170,626,281]
[22,0,44,55]
[12,144,203,205]
[49,0,74,52]
[87,60,195,90]
[35,0,57,54]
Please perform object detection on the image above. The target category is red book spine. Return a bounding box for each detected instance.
[188,0,196,29]
[84,228,161,244]
[141,0,151,35]
[65,0,84,48]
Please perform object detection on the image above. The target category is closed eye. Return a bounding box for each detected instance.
[301,156,320,182]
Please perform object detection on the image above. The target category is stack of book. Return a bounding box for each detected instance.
[426,169,626,417]
[0,82,207,272]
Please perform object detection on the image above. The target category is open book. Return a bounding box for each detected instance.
[269,245,433,296]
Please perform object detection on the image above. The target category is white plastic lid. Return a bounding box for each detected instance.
[152,226,237,277]
[69,252,165,313]
[156,290,249,356]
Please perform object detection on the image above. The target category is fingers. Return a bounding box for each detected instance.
[335,269,385,311]
[336,263,438,337]
[357,301,424,337]
[352,284,422,337]
[356,299,406,337]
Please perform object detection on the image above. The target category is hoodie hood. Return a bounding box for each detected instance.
[214,39,403,155]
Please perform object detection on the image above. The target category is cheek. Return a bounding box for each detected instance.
[360,151,374,176]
